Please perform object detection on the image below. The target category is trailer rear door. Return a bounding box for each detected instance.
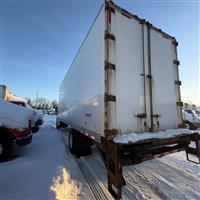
[108,7,182,134]
[150,29,181,130]
[112,12,147,133]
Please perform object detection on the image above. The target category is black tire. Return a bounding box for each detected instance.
[0,133,13,159]
[68,129,75,154]
[68,129,92,157]
[185,121,197,130]
[32,125,39,133]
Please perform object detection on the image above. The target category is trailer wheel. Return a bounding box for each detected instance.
[68,129,92,157]
[185,121,197,130]
[68,129,75,154]
[0,133,13,159]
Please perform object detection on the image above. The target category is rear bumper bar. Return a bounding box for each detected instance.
[99,132,200,200]
[117,132,200,165]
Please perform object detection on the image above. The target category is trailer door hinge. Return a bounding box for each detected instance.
[177,101,183,107]
[153,114,161,118]
[105,31,115,41]
[173,60,180,65]
[146,75,152,79]
[175,80,182,85]
[105,94,116,102]
[105,4,115,13]
[136,113,147,118]
[105,61,116,70]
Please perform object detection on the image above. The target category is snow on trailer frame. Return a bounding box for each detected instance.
[57,0,200,199]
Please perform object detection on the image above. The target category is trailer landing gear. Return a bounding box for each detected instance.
[99,138,125,200]
[107,146,125,200]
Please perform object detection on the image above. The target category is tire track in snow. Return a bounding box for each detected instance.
[127,159,200,200]
[124,168,168,200]
[154,159,200,199]
[62,131,137,200]
[128,166,185,200]
[80,151,137,200]
[162,152,200,175]
[75,157,111,200]
[62,129,113,200]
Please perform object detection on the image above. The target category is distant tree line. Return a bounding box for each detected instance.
[25,97,58,110]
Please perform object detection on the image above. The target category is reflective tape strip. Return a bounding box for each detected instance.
[74,128,96,141]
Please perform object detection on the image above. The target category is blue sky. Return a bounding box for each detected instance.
[0,0,199,105]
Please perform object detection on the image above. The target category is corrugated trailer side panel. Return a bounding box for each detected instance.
[59,5,105,140]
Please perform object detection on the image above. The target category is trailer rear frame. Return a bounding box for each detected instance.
[98,132,200,199]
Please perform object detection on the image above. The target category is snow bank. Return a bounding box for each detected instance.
[0,99,35,128]
[114,129,193,144]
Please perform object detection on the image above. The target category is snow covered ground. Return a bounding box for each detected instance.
[0,115,199,200]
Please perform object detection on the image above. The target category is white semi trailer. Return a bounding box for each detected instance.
[57,1,200,199]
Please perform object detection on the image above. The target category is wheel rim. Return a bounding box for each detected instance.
[0,143,3,155]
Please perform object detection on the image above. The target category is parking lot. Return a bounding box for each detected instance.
[0,115,199,200]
